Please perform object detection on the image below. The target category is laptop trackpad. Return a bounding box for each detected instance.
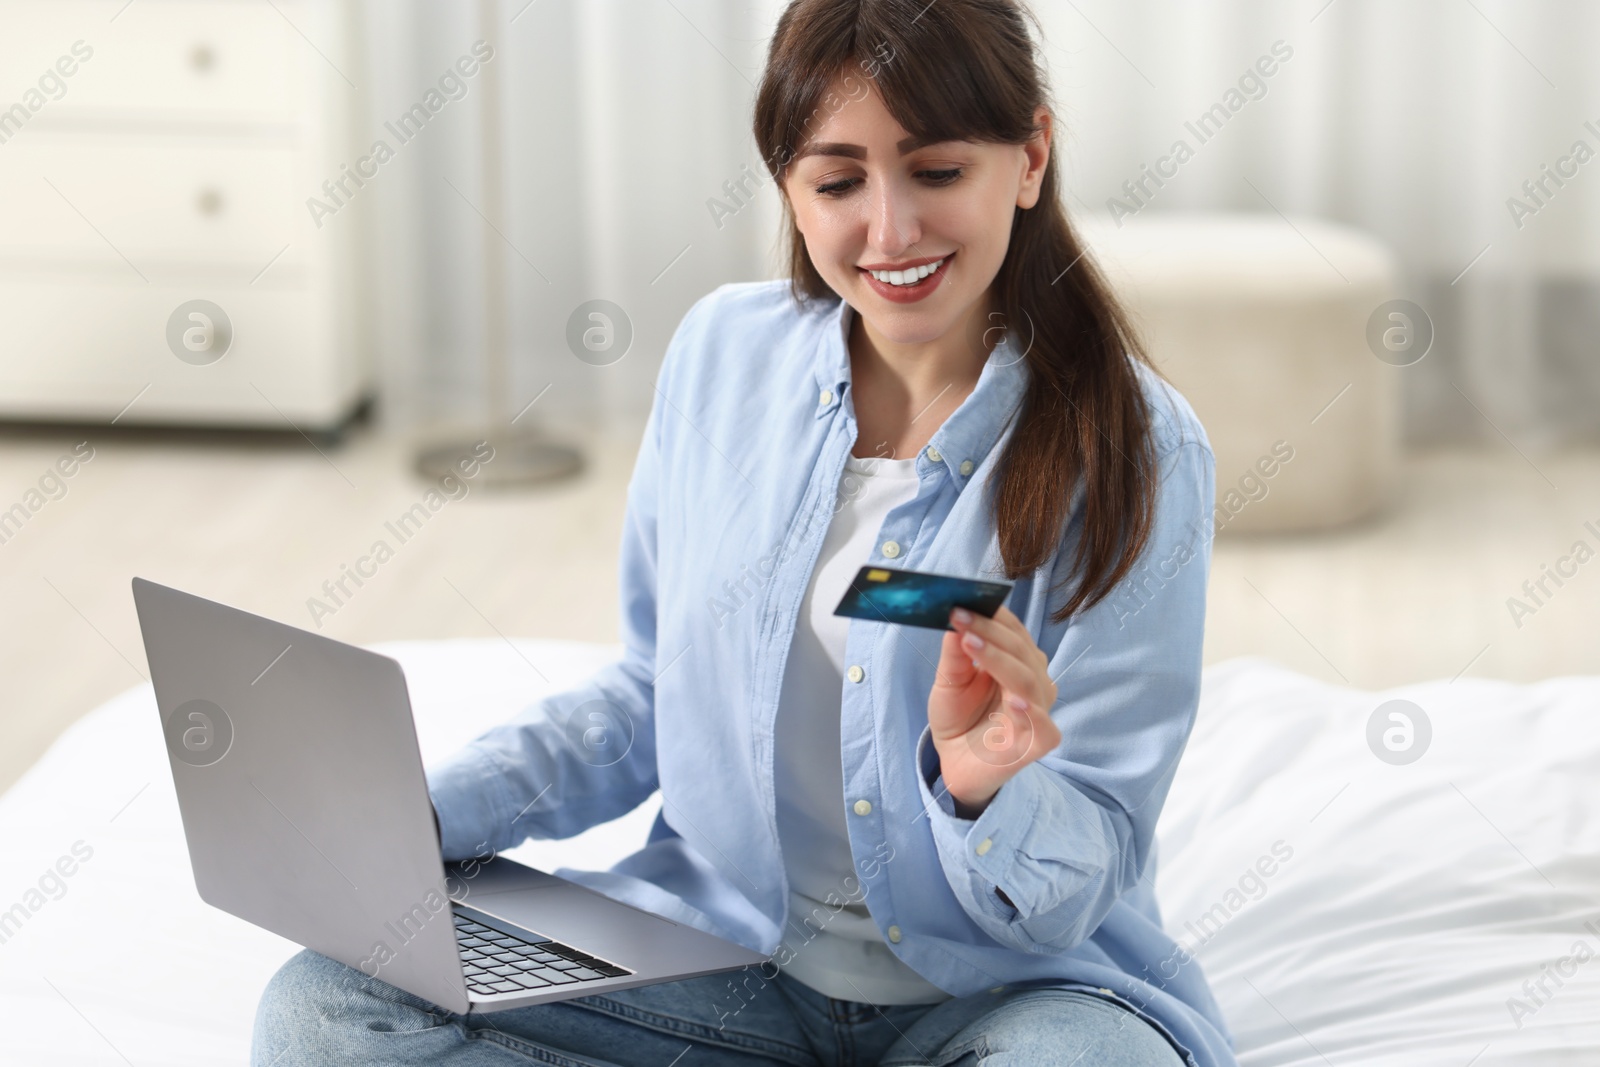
[468,883,686,963]
[447,857,567,896]
[450,857,683,962]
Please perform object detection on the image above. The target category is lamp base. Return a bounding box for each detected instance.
[415,431,584,488]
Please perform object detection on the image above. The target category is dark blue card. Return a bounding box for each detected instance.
[833,565,1013,631]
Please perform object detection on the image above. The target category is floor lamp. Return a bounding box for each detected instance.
[416,0,583,486]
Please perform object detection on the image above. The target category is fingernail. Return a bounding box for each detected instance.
[962,631,983,650]
[951,607,972,624]
[1006,693,1029,712]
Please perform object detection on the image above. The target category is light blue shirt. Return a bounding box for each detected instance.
[427,279,1235,1065]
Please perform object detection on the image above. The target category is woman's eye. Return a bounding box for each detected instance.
[813,168,965,197]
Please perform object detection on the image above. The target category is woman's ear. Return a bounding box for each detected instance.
[1017,106,1053,210]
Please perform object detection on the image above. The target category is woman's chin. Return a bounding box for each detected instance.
[851,293,974,347]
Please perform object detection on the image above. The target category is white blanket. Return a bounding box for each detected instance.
[1,640,1596,1065]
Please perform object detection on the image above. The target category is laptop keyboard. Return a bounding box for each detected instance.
[453,912,633,997]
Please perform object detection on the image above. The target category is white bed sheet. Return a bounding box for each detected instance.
[1156,657,1600,1065]
[0,640,1595,1065]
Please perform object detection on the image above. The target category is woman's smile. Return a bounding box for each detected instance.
[857,250,954,303]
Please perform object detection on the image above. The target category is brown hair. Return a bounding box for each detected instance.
[754,0,1161,623]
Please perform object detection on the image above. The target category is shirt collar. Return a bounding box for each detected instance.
[812,295,1030,479]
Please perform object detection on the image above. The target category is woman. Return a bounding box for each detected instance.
[253,1,1234,1063]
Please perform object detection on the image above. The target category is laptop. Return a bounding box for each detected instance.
[131,577,768,1015]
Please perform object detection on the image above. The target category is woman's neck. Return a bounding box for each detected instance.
[847,303,993,460]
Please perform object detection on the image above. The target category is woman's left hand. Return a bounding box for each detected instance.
[927,605,1061,818]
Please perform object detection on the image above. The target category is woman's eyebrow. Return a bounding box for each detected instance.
[793,134,950,161]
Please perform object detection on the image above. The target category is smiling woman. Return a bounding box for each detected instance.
[252,3,1226,1065]
[755,0,1163,626]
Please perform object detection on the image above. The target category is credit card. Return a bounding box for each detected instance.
[832,565,1013,631]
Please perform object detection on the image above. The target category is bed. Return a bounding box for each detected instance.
[3,639,1596,1065]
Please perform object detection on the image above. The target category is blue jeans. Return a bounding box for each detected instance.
[253,948,1187,1066]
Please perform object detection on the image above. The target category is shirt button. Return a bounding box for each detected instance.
[853,798,872,816]
[887,925,902,943]
[820,388,833,406]
[925,446,941,463]
[975,837,993,856]
[847,664,865,683]
[959,460,974,476]
[881,540,901,558]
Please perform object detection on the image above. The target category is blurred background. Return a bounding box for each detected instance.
[2,0,1598,796]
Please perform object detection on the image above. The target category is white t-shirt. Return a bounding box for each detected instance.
[772,451,954,1005]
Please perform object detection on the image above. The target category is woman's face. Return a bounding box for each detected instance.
[781,73,1050,349]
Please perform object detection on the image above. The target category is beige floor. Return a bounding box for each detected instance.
[2,420,1597,795]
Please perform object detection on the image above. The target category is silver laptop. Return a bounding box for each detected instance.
[131,577,767,1014]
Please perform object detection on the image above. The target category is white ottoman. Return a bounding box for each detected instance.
[1076,213,1403,534]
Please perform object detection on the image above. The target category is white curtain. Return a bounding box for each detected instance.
[358,0,1600,445]
[353,0,786,439]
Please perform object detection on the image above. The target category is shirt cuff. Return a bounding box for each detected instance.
[915,724,1034,926]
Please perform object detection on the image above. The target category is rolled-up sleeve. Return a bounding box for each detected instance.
[914,440,1215,952]
[424,308,697,863]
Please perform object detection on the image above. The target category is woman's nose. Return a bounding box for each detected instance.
[865,173,921,255]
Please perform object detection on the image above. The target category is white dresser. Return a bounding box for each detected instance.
[0,0,371,431]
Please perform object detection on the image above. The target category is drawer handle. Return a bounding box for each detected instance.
[190,44,216,72]
[196,188,224,216]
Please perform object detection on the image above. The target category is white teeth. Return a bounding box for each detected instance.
[869,257,944,286]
